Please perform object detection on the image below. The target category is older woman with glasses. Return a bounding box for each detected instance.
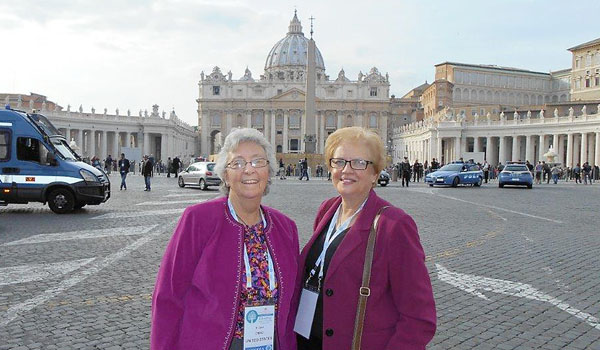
[295,127,436,350]
[152,128,299,350]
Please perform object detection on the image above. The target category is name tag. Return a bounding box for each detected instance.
[244,305,275,350]
[293,287,319,339]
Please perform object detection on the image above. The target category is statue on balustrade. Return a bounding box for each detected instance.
[568,107,574,118]
[554,108,559,118]
[526,110,532,119]
[499,111,505,121]
[539,109,544,119]
[581,105,586,116]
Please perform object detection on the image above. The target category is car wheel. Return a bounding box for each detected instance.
[48,188,75,214]
[499,183,504,188]
[527,184,533,189]
[380,183,387,187]
[200,179,208,191]
[429,184,434,187]
[474,177,482,187]
[452,177,459,187]
[178,177,185,188]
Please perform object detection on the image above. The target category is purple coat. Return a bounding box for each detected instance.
[296,190,436,350]
[151,196,299,350]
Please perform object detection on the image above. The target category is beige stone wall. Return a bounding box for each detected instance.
[570,42,600,101]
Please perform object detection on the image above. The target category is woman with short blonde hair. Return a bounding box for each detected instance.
[296,126,436,350]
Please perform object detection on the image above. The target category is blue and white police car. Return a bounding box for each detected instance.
[425,162,483,187]
[0,107,110,213]
[498,162,533,189]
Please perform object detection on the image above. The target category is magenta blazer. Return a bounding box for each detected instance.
[151,196,299,350]
[297,189,436,350]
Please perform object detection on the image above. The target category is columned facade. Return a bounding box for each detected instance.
[393,107,600,168]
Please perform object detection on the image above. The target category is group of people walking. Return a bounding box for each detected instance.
[150,127,437,350]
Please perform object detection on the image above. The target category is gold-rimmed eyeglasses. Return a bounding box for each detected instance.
[227,158,269,170]
[329,158,373,170]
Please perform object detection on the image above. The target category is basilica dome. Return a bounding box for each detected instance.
[264,12,325,73]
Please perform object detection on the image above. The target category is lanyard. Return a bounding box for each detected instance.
[227,198,276,292]
[306,198,367,290]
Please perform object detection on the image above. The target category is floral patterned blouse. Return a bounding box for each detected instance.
[233,221,278,339]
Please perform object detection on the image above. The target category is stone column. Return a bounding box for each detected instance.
[526,135,534,162]
[595,132,600,167]
[580,132,588,165]
[200,109,208,157]
[566,133,574,168]
[77,129,84,154]
[283,110,289,153]
[270,110,276,147]
[161,133,169,161]
[143,131,150,156]
[300,110,306,153]
[511,135,520,161]
[474,137,481,153]
[538,135,545,162]
[485,137,492,162]
[573,133,581,166]
[113,132,120,158]
[454,136,461,161]
[319,111,325,153]
[336,111,343,129]
[100,130,107,160]
[65,128,71,142]
[125,132,131,148]
[88,130,96,157]
[246,110,252,128]
[498,136,507,165]
[226,110,233,138]
[588,133,595,166]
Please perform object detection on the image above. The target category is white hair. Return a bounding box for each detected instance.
[214,128,277,196]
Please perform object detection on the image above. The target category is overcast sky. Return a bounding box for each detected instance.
[1,0,598,126]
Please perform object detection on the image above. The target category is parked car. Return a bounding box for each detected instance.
[378,170,390,186]
[178,161,221,190]
[424,162,483,187]
[498,163,533,189]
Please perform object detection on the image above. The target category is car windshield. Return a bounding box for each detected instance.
[50,137,78,160]
[207,163,215,171]
[505,165,527,171]
[439,164,463,172]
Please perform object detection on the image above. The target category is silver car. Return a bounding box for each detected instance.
[178,162,221,190]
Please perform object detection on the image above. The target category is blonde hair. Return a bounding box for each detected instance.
[324,127,385,174]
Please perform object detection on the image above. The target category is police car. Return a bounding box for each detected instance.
[424,162,483,187]
[498,162,533,189]
[0,107,110,213]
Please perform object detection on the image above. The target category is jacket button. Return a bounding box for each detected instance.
[325,329,334,337]
[325,289,334,296]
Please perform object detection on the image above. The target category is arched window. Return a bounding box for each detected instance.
[326,113,336,128]
[252,111,264,128]
[369,113,378,128]
[211,113,221,127]
[276,145,283,153]
[275,114,284,127]
[486,90,492,102]
[346,115,353,127]
[289,111,300,128]
[236,114,243,127]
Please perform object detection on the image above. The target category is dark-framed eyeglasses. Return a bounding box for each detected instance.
[329,158,373,170]
[227,158,269,170]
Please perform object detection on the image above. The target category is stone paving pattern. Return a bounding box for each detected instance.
[1,173,599,349]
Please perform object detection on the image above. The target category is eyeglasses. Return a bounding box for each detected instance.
[227,158,269,170]
[329,158,373,170]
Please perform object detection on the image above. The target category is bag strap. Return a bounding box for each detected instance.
[351,205,390,350]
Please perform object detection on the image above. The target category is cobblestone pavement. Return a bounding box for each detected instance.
[1,173,599,349]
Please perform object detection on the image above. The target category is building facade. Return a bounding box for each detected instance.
[197,12,391,157]
[393,38,600,168]
[2,93,197,163]
[569,38,600,101]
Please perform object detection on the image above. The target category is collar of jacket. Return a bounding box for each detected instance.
[308,189,389,278]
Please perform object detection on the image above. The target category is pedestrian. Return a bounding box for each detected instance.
[151,128,299,350]
[573,163,581,184]
[542,161,550,184]
[279,157,286,180]
[299,157,309,181]
[535,161,543,184]
[118,153,130,190]
[401,156,411,187]
[412,159,420,182]
[551,165,560,184]
[105,154,113,175]
[172,156,181,178]
[296,127,436,350]
[142,155,153,191]
[582,162,592,185]
[482,160,490,183]
[166,157,172,178]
